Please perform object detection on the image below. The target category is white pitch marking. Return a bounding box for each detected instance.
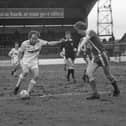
[40,91,111,98]
[0,91,112,100]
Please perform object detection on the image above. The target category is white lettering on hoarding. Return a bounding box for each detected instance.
[0,8,64,18]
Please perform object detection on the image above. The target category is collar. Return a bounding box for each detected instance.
[65,38,72,41]
[29,39,39,45]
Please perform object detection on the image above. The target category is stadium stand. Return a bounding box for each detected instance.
[0,0,100,58]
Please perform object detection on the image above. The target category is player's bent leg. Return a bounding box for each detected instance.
[82,68,89,83]
[11,64,17,76]
[28,65,46,95]
[13,64,20,78]
[103,65,120,96]
[28,66,39,94]
[14,64,29,95]
[66,59,71,81]
[67,58,76,82]
[86,62,100,100]
[70,58,76,83]
[11,61,20,77]
[27,79,36,94]
[14,73,24,95]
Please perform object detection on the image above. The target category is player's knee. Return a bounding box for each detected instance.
[19,74,24,80]
[30,79,37,85]
[86,71,94,82]
[19,71,28,79]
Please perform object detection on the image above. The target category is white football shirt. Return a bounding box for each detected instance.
[9,48,20,65]
[19,39,48,64]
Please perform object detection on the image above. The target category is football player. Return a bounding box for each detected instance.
[74,21,120,100]
[14,30,62,96]
[8,42,20,77]
[60,31,77,83]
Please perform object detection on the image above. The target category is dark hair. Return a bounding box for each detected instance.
[73,21,88,30]
[15,41,19,45]
[65,31,71,35]
[28,30,40,39]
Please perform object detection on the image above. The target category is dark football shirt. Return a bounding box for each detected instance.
[61,39,76,59]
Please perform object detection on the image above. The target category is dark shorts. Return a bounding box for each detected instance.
[65,56,75,61]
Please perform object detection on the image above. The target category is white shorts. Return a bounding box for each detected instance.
[11,59,19,66]
[21,60,39,73]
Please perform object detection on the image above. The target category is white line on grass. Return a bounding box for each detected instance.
[0,91,112,100]
[39,91,112,98]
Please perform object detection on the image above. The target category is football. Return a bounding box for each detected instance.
[19,90,29,99]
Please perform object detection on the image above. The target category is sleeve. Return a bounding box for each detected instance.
[39,39,48,46]
[77,36,90,53]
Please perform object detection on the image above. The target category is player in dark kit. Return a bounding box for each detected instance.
[74,21,120,100]
[61,31,77,83]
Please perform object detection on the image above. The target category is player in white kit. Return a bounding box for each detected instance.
[8,42,20,77]
[14,30,62,96]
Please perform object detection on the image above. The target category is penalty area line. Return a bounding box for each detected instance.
[40,92,89,98]
[0,91,112,100]
[39,91,111,98]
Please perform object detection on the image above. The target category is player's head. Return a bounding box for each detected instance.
[73,21,87,36]
[28,30,40,45]
[65,31,71,40]
[14,42,19,49]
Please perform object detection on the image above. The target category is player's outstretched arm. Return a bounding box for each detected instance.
[47,41,60,46]
[47,38,64,46]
